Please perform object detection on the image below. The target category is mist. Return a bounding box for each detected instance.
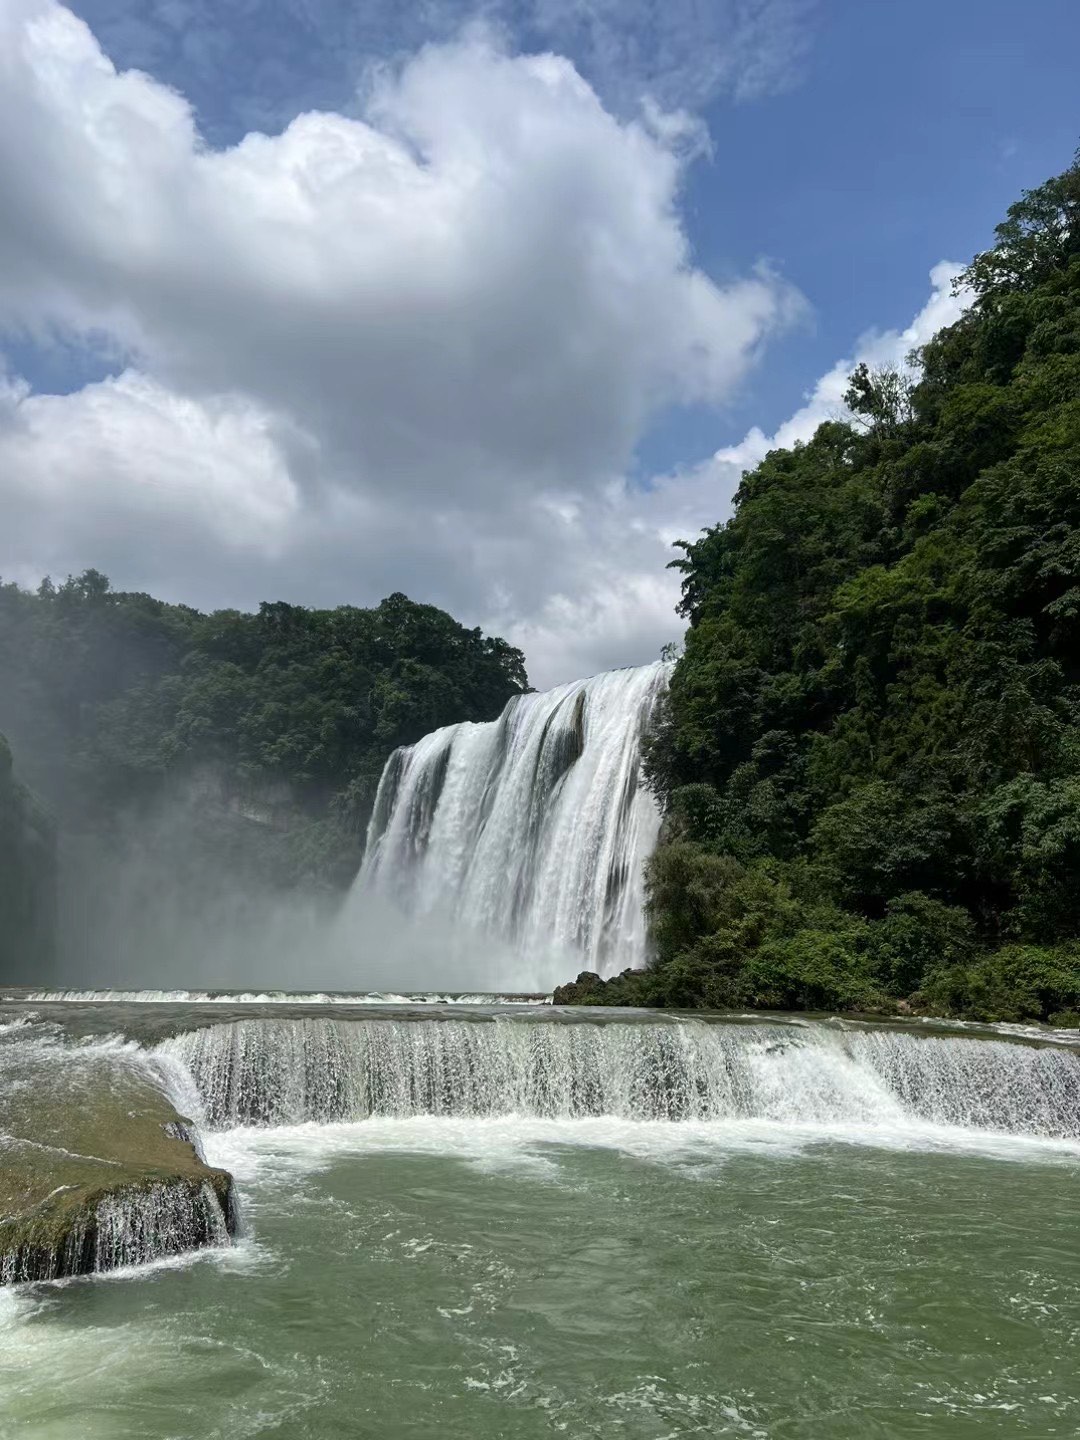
[45,781,543,994]
[0,571,535,995]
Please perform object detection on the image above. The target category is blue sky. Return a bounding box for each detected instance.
[646,0,1080,472]
[696,0,1079,435]
[0,0,1076,684]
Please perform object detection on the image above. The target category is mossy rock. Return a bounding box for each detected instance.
[0,1036,236,1284]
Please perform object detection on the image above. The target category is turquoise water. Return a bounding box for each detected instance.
[3,1114,1079,1438]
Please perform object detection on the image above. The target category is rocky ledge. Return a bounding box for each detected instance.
[0,1036,236,1285]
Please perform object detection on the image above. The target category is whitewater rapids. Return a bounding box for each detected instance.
[3,1002,1079,1291]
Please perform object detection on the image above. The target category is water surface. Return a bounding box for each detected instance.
[2,998,1078,1438]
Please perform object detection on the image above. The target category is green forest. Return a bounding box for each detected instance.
[558,153,1080,1024]
[0,577,527,840]
[0,580,528,978]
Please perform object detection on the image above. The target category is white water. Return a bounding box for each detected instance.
[4,1009,1080,1289]
[3,1010,1079,1440]
[13,989,547,1005]
[355,663,669,986]
[0,1179,231,1285]
[157,1016,1080,1142]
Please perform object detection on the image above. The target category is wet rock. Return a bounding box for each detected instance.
[0,1035,236,1285]
[552,971,605,1005]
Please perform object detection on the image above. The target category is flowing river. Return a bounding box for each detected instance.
[2,994,1078,1438]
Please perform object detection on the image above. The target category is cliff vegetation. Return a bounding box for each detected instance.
[562,153,1080,1025]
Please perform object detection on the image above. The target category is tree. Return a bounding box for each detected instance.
[843,363,915,434]
[591,150,1080,1023]
[0,575,529,892]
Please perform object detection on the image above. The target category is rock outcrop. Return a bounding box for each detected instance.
[0,1032,236,1285]
[552,968,650,1006]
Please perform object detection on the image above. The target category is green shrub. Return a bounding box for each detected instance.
[919,945,1080,1023]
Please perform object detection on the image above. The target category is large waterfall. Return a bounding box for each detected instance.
[159,1017,1080,1141]
[356,663,670,984]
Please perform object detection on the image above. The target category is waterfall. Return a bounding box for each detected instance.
[91,1180,232,1272]
[356,662,670,983]
[159,1017,1080,1140]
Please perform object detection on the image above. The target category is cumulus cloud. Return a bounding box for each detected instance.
[0,371,303,586]
[0,3,965,690]
[0,7,797,464]
[0,0,803,682]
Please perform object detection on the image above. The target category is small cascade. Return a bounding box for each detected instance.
[92,1180,232,1272]
[356,662,670,981]
[159,1017,1080,1140]
[0,1179,232,1285]
[160,1018,369,1129]
[12,989,547,1005]
[0,1023,236,1286]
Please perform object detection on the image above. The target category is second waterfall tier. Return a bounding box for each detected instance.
[356,662,670,980]
[158,1016,1080,1140]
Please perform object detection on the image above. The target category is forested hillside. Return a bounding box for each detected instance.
[0,577,527,980]
[561,153,1080,1023]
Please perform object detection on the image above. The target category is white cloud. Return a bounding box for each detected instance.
[714,260,968,472]
[0,371,302,582]
[0,2,798,468]
[0,0,802,683]
[0,4,966,692]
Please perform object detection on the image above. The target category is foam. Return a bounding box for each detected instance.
[202,1110,1080,1190]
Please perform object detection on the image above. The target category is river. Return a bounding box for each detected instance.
[1,994,1078,1438]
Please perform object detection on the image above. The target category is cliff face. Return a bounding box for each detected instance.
[0,735,57,981]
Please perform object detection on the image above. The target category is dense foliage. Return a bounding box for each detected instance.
[0,736,56,976]
[0,576,528,893]
[563,154,1080,1023]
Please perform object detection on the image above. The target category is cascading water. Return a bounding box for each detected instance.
[5,1000,1080,1297]
[159,1017,1080,1141]
[0,1179,233,1286]
[355,663,670,985]
[5,999,1080,1434]
[10,988,547,1005]
[92,1179,232,1269]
